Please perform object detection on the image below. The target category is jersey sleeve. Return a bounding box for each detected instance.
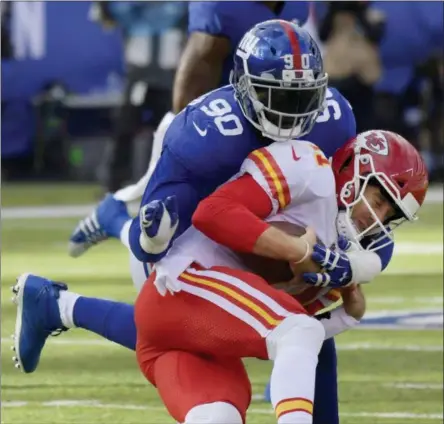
[333,88,357,143]
[166,89,256,181]
[239,140,335,215]
[187,2,242,45]
[362,233,395,270]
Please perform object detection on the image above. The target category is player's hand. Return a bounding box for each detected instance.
[341,283,366,320]
[139,196,179,254]
[289,226,319,277]
[302,236,354,288]
[301,226,317,247]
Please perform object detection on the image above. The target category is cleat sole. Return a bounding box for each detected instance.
[11,273,32,372]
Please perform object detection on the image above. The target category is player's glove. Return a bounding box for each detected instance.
[302,236,354,288]
[139,196,179,255]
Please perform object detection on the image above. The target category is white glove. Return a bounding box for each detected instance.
[153,261,182,296]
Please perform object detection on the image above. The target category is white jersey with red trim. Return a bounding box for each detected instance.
[239,139,338,249]
[153,139,338,291]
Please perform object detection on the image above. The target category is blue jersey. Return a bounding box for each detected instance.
[188,1,310,86]
[165,85,356,176]
[128,83,392,270]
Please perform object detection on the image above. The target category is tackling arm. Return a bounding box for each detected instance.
[192,174,311,263]
[129,179,201,263]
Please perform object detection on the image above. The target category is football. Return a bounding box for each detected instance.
[236,221,322,285]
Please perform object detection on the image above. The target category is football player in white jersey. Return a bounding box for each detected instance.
[133,129,427,424]
[12,130,428,424]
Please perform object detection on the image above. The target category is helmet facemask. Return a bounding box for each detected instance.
[233,64,328,142]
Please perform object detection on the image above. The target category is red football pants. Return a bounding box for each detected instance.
[135,265,307,422]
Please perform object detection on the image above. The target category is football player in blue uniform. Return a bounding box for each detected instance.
[79,1,312,229]
[181,1,311,100]
[14,20,386,423]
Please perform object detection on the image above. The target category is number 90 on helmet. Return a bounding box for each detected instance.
[231,19,328,142]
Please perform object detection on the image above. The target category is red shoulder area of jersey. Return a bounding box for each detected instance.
[247,147,291,210]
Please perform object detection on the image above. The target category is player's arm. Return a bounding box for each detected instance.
[128,155,201,263]
[172,2,231,113]
[192,174,312,263]
[173,33,230,113]
[316,285,365,339]
[193,143,319,263]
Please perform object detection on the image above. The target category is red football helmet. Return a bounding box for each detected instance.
[332,130,429,251]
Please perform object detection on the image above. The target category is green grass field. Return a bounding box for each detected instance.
[1,184,443,424]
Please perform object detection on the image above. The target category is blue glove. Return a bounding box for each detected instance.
[140,196,179,237]
[139,196,179,254]
[302,236,353,288]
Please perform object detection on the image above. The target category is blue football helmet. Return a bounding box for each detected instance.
[231,19,328,141]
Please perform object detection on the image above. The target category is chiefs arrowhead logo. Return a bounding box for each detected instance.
[359,131,389,156]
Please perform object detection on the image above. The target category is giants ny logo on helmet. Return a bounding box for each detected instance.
[236,33,260,59]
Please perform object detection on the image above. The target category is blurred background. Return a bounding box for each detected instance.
[1,1,443,190]
[1,2,443,423]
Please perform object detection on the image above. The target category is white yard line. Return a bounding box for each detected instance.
[425,186,444,203]
[383,268,442,275]
[367,296,443,305]
[334,343,443,352]
[384,383,443,390]
[394,243,443,255]
[1,399,443,420]
[1,338,442,351]
[363,309,443,317]
[1,205,95,219]
[252,384,443,396]
[1,185,442,220]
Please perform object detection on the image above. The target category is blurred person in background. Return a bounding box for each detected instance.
[1,2,13,59]
[418,56,444,182]
[173,1,310,112]
[1,2,124,180]
[315,1,385,132]
[370,1,443,179]
[370,1,442,134]
[315,1,443,177]
[90,1,188,193]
